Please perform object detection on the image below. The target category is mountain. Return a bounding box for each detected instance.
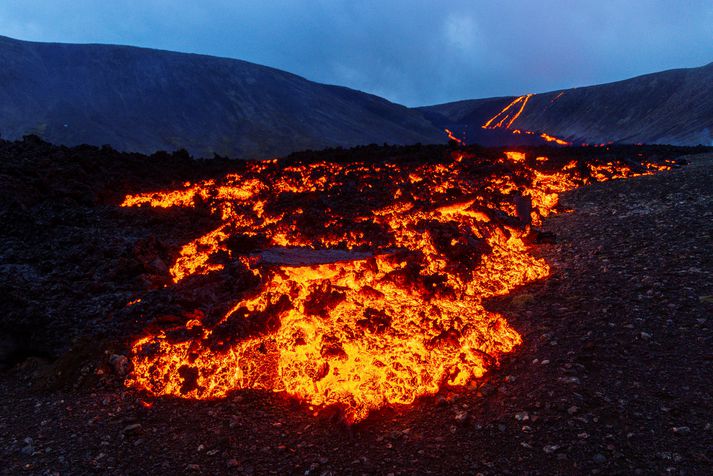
[3,35,711,155]
[419,63,713,147]
[0,35,443,158]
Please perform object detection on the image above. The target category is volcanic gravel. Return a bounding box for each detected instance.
[1,138,712,475]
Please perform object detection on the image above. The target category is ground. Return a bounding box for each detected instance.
[1,140,712,475]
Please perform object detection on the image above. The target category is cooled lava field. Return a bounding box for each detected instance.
[1,136,712,475]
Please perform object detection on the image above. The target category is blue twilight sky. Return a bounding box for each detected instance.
[1,0,712,106]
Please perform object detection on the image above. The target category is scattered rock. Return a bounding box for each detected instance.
[20,437,34,456]
[514,411,529,421]
[122,423,142,435]
[592,453,607,464]
[110,354,129,377]
[543,445,560,454]
[454,410,469,424]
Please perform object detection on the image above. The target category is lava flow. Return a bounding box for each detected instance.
[483,94,533,129]
[444,128,464,145]
[122,149,671,422]
[483,94,571,146]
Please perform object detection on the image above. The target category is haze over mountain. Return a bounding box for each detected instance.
[0,35,443,158]
[420,62,713,147]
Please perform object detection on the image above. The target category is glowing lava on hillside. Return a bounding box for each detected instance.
[122,150,670,422]
[483,94,534,129]
[483,94,571,146]
[444,128,464,145]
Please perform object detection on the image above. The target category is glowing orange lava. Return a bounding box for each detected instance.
[444,128,464,145]
[122,150,668,422]
[539,133,570,146]
[482,94,571,146]
[483,94,533,129]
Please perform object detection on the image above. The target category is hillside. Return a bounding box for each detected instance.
[0,36,443,158]
[2,34,712,157]
[420,63,713,146]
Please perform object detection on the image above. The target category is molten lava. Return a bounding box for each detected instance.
[444,128,464,145]
[483,94,533,129]
[483,94,571,146]
[539,133,570,146]
[122,150,670,422]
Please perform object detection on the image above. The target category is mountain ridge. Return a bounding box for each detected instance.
[422,61,713,110]
[0,35,443,158]
[419,61,713,146]
[1,34,712,155]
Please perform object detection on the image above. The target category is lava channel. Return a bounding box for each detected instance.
[122,149,671,422]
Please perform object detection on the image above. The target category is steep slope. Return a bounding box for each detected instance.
[0,36,443,158]
[420,63,713,146]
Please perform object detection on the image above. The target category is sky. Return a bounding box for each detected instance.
[1,0,713,106]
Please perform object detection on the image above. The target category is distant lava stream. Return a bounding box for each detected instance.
[121,149,672,422]
[481,93,572,146]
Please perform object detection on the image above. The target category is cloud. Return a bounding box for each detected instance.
[1,1,712,105]
[443,14,479,54]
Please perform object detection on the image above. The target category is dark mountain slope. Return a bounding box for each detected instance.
[0,35,443,158]
[420,62,713,146]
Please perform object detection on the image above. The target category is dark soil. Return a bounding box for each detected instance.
[1,137,712,475]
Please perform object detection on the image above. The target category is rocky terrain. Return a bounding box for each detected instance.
[0,35,442,159]
[1,137,712,474]
[422,62,713,146]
